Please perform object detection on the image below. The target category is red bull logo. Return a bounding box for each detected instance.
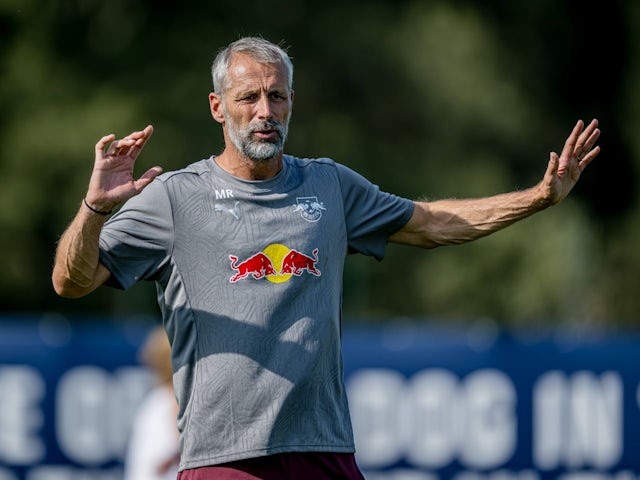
[229,244,321,284]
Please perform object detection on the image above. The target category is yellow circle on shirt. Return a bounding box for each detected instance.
[263,244,293,284]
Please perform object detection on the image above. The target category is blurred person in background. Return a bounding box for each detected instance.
[51,37,600,480]
[124,325,179,480]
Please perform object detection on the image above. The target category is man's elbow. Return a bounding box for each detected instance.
[51,273,92,298]
[52,280,82,299]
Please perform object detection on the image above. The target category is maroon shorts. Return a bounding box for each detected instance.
[176,452,365,480]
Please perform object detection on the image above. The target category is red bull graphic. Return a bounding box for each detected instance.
[229,244,321,284]
[228,252,277,283]
[280,248,320,276]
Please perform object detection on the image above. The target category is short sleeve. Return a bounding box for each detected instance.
[99,179,174,290]
[336,163,414,260]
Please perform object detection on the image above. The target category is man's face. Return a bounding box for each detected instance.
[220,54,293,162]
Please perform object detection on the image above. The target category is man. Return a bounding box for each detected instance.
[52,37,600,480]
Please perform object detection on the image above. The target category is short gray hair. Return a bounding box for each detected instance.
[211,37,294,95]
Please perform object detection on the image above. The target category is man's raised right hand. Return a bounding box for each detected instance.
[84,125,163,213]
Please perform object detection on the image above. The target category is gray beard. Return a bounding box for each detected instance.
[226,115,290,163]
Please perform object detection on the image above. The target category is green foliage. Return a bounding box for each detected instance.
[1,0,637,328]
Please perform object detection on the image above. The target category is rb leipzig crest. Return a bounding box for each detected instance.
[292,196,326,222]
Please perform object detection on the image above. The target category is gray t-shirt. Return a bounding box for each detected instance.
[99,155,414,470]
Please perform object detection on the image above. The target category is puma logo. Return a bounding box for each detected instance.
[215,201,240,220]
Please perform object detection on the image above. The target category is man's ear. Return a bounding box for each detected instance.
[209,92,225,124]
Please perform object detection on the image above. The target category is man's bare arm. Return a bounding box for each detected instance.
[390,119,601,249]
[52,206,113,297]
[52,126,162,297]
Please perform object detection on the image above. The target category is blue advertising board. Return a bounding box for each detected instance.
[0,316,639,480]
[343,324,640,480]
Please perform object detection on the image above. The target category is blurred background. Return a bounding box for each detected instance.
[2,0,639,327]
[1,0,639,479]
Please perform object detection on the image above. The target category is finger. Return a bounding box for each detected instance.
[578,145,600,170]
[562,119,585,159]
[556,147,571,178]
[129,125,155,158]
[95,134,116,158]
[124,125,154,143]
[547,151,560,178]
[573,119,599,158]
[581,128,601,156]
[131,125,154,147]
[583,118,599,137]
[106,138,137,157]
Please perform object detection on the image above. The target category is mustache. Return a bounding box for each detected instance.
[249,119,286,137]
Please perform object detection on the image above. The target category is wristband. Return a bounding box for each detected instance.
[83,198,112,216]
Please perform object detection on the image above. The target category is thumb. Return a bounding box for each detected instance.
[134,166,163,192]
[546,152,559,178]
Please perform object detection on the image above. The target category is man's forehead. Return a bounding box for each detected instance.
[227,53,288,89]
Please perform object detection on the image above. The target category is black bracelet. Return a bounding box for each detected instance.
[83,198,112,216]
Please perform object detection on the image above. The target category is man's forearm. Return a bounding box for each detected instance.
[391,184,550,248]
[424,186,549,245]
[52,202,109,297]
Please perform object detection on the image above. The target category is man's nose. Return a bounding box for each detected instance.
[256,94,273,119]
